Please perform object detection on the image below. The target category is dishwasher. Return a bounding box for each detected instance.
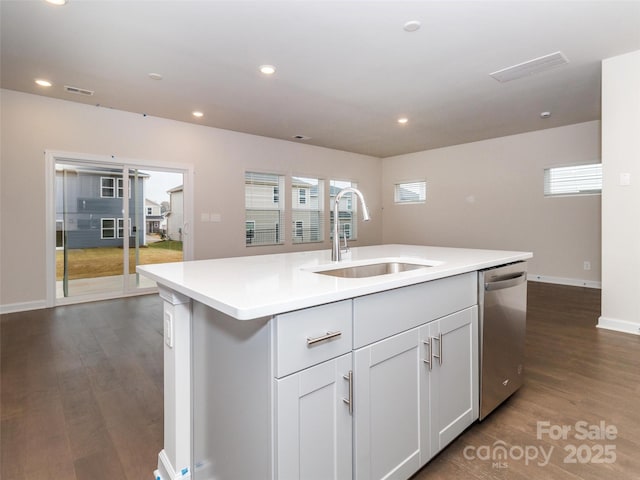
[478,261,528,420]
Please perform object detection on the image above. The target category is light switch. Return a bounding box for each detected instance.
[619,173,631,186]
[210,213,221,222]
[200,212,211,222]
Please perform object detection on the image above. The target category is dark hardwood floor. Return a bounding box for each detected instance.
[1,282,639,479]
[1,296,164,480]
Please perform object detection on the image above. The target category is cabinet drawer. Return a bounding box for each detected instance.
[274,300,352,378]
[353,272,477,348]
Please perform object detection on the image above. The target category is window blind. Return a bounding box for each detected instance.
[544,163,602,196]
[245,172,285,246]
[394,181,426,204]
[291,176,324,244]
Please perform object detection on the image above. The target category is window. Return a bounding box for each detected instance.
[147,207,153,215]
[394,181,426,204]
[101,176,130,198]
[101,177,115,197]
[330,180,357,241]
[544,163,602,196]
[117,218,131,238]
[101,218,116,239]
[292,176,324,244]
[245,172,285,246]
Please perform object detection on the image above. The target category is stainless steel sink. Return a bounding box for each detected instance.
[314,262,430,278]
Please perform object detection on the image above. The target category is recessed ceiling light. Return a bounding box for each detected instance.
[192,111,204,118]
[45,0,68,5]
[397,117,409,125]
[259,65,276,75]
[148,73,163,81]
[35,79,52,87]
[540,111,551,119]
[403,21,421,32]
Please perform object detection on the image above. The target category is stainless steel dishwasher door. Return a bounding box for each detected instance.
[479,262,527,420]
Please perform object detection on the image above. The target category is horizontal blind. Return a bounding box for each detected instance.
[245,172,285,246]
[330,180,357,240]
[291,176,324,244]
[394,181,426,203]
[544,163,602,196]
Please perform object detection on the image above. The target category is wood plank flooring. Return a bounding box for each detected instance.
[1,282,639,479]
[1,296,163,480]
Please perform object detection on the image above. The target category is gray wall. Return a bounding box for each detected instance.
[381,121,602,285]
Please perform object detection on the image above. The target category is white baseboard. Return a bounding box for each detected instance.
[156,450,191,480]
[527,274,601,289]
[597,316,640,336]
[0,300,48,315]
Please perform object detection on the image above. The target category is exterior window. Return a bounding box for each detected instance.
[117,218,131,238]
[101,177,130,198]
[56,220,64,249]
[394,181,426,204]
[101,218,116,239]
[147,207,153,215]
[544,163,602,196]
[329,180,357,241]
[245,221,256,244]
[245,172,285,246]
[101,177,115,197]
[292,176,324,244]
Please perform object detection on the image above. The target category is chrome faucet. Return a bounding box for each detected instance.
[332,187,371,262]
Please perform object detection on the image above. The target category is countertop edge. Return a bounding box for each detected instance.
[139,248,532,320]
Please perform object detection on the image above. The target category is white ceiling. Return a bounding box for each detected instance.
[2,0,640,158]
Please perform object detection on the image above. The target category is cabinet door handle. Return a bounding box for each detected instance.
[342,370,353,414]
[306,330,342,346]
[431,333,443,366]
[422,339,432,371]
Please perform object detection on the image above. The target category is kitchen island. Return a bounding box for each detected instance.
[138,244,532,480]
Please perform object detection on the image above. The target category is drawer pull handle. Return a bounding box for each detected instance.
[307,330,342,346]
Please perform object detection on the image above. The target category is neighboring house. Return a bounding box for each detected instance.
[55,167,146,249]
[291,177,322,243]
[329,184,355,240]
[245,173,283,245]
[145,198,163,234]
[165,185,184,241]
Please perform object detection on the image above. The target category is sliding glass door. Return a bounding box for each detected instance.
[54,158,185,302]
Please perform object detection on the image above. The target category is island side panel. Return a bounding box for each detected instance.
[192,300,273,479]
[157,286,193,480]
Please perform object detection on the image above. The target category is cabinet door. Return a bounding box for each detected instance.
[354,328,423,480]
[275,353,352,480]
[426,306,478,456]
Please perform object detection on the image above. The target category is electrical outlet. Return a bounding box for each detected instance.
[583,261,591,271]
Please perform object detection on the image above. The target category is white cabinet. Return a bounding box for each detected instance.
[421,306,478,459]
[352,274,478,480]
[353,327,424,480]
[190,275,478,480]
[276,353,353,480]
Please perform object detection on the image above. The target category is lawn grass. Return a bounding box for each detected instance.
[56,246,183,280]
[148,240,183,251]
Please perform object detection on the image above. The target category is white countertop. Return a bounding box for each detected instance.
[137,244,532,320]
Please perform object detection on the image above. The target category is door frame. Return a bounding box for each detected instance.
[45,150,194,307]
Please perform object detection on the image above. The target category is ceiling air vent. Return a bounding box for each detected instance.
[64,85,94,96]
[489,51,569,83]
